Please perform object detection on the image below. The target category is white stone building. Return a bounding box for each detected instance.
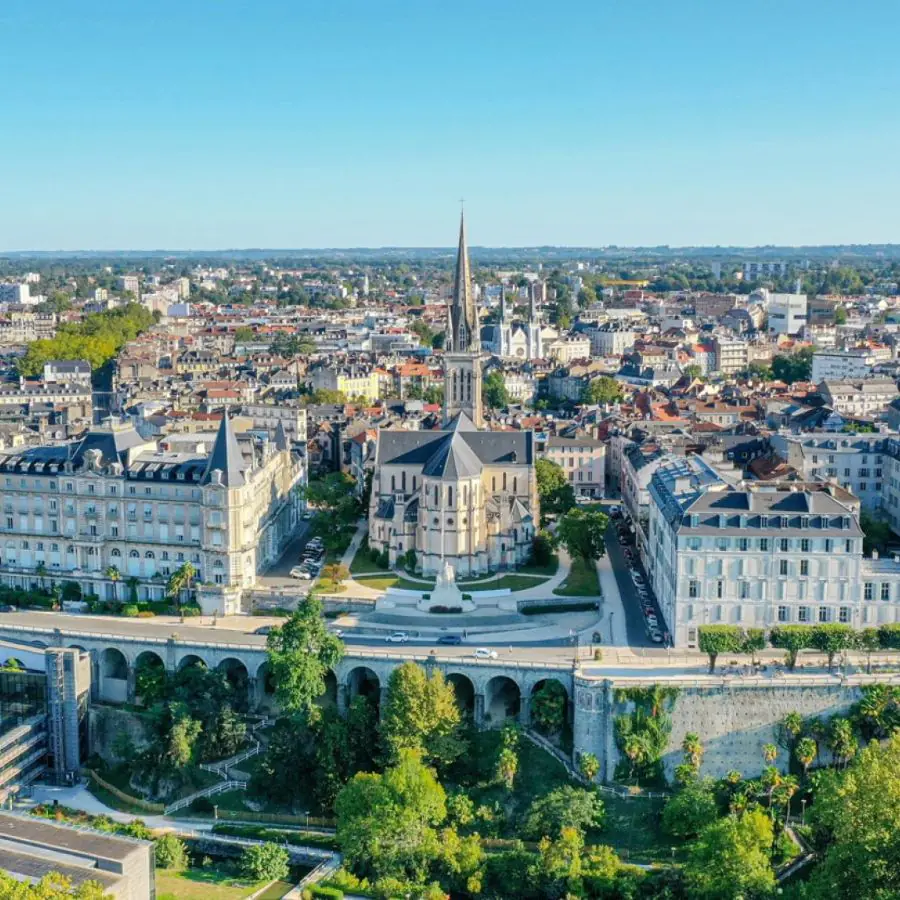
[542,436,605,498]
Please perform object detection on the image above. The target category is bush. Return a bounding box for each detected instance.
[240,842,290,882]
[180,606,202,617]
[191,796,215,814]
[429,605,462,614]
[137,610,156,618]
[154,834,189,871]
[521,601,598,615]
[461,593,472,601]
[879,624,900,650]
[311,888,344,900]
[530,532,555,567]
[121,604,139,618]
[376,549,390,569]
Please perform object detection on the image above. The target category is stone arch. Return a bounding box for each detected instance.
[347,666,380,706]
[218,657,250,710]
[528,677,570,736]
[177,653,208,671]
[133,650,166,703]
[254,660,278,712]
[446,672,476,718]
[29,641,48,649]
[484,675,521,725]
[99,647,129,704]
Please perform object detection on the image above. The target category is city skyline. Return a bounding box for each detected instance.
[3,0,899,250]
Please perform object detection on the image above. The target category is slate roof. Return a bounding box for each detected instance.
[422,431,483,480]
[201,413,246,486]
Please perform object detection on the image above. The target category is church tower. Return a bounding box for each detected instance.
[444,213,484,426]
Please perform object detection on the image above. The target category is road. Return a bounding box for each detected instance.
[256,520,315,588]
[603,522,659,648]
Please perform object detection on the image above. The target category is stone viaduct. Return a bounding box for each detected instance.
[0,621,574,730]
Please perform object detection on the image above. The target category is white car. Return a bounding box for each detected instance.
[289,566,312,579]
[385,631,409,643]
[474,648,498,660]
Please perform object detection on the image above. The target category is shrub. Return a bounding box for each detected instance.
[191,796,215,814]
[521,601,597,615]
[180,606,202,617]
[461,593,472,601]
[429,605,462,614]
[121,605,139,618]
[154,834,188,870]
[369,547,381,565]
[137,610,155,618]
[530,532,555,567]
[376,549,390,569]
[879,624,900,650]
[240,842,290,882]
[311,888,344,900]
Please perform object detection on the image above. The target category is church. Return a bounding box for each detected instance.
[368,215,540,577]
[484,284,544,359]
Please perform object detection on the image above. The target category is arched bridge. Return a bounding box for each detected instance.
[0,620,574,728]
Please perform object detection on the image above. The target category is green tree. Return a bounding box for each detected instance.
[581,376,623,406]
[661,777,718,838]
[681,364,703,380]
[535,458,576,525]
[858,627,881,673]
[826,716,858,769]
[698,625,743,673]
[578,752,600,783]
[805,733,900,899]
[834,305,848,325]
[771,346,813,383]
[523,785,604,839]
[0,872,112,898]
[683,809,776,900]
[380,662,465,769]
[770,625,813,671]
[861,509,892,557]
[496,746,518,791]
[794,736,817,775]
[266,597,344,719]
[530,680,568,737]
[483,370,510,409]
[811,623,856,669]
[240,843,290,882]
[233,325,255,343]
[335,750,447,883]
[742,628,767,666]
[165,561,196,609]
[556,508,609,563]
[154,833,189,870]
[104,565,121,605]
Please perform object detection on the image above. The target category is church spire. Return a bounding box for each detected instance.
[499,283,507,322]
[447,210,478,353]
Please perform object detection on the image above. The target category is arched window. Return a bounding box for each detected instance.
[448,486,453,506]
[503,472,507,491]
[129,550,139,558]
[110,548,121,557]
[213,559,224,569]
[401,471,406,491]
[145,551,154,559]
[412,476,417,491]
[513,477,517,493]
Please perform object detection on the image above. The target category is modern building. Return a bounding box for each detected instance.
[647,463,900,647]
[767,293,808,336]
[0,417,304,615]
[0,812,153,900]
[0,284,32,305]
[811,350,875,383]
[743,261,789,280]
[369,215,539,577]
[115,275,140,295]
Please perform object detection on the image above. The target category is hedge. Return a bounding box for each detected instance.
[310,887,344,900]
[521,601,599,615]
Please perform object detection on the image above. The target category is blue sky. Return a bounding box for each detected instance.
[2,0,898,249]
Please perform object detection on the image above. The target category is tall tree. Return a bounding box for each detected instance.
[581,376,623,406]
[483,371,510,409]
[266,597,344,719]
[556,508,609,563]
[535,458,576,525]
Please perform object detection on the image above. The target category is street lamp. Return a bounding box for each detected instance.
[608,610,614,644]
[800,798,807,825]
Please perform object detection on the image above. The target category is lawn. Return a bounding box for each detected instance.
[462,575,551,592]
[353,573,436,591]
[349,538,380,574]
[553,557,601,596]
[516,555,560,577]
[156,866,266,900]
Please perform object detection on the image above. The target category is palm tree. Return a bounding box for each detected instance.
[779,711,804,749]
[105,565,121,604]
[762,742,778,766]
[166,562,197,610]
[682,732,704,772]
[827,717,858,769]
[624,735,646,782]
[125,576,140,606]
[794,737,817,776]
[772,775,799,825]
[35,562,48,592]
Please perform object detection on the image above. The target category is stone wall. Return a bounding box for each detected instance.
[89,705,153,764]
[574,676,872,783]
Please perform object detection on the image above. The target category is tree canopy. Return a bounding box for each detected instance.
[556,508,609,563]
[483,370,511,409]
[535,458,575,525]
[581,376,623,406]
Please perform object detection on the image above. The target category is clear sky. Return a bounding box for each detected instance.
[2,0,899,250]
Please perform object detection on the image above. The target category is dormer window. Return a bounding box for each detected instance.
[691,514,699,528]
[762,515,769,527]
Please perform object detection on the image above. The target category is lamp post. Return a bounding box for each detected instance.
[608,610,614,644]
[800,798,807,825]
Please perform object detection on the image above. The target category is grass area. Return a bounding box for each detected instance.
[156,865,267,900]
[593,792,684,864]
[516,555,560,577]
[349,537,379,574]
[463,574,551,592]
[353,573,436,591]
[521,601,599,615]
[214,823,340,851]
[253,882,295,900]
[553,557,601,596]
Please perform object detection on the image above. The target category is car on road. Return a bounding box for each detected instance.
[649,629,664,644]
[0,604,15,613]
[254,625,276,635]
[290,565,312,579]
[631,572,646,586]
[437,634,462,645]
[474,647,498,660]
[385,631,409,643]
[331,628,344,638]
[646,615,659,628]
[608,505,621,517]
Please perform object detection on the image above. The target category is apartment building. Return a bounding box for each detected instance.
[811,350,875,382]
[770,432,887,513]
[767,293,807,336]
[712,336,749,374]
[545,336,592,363]
[820,378,899,418]
[241,402,308,443]
[542,436,605,498]
[647,463,900,647]
[589,323,635,357]
[0,417,304,615]
[309,365,380,402]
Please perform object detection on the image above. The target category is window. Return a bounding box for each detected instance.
[801,538,810,553]
[715,537,729,551]
[882,583,891,601]
[845,540,852,553]
[688,581,699,598]
[798,606,810,622]
[824,538,832,553]
[779,538,789,552]
[759,538,769,551]
[739,581,750,599]
[839,607,850,623]
[864,582,873,600]
[716,580,723,599]
[779,560,789,576]
[800,560,809,576]
[818,607,829,623]
[778,605,789,622]
[738,537,749,552]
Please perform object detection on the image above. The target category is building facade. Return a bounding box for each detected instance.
[542,436,606,498]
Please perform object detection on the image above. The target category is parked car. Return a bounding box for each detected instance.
[649,629,664,644]
[437,634,462,645]
[632,573,646,586]
[331,628,344,638]
[290,566,312,579]
[0,604,15,613]
[254,625,276,635]
[474,647,498,660]
[385,631,409,643]
[646,616,659,629]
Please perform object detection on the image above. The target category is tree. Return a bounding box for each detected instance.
[266,597,344,719]
[535,458,576,525]
[154,833,189,870]
[794,736,817,775]
[681,364,703,380]
[496,746,518,790]
[811,623,856,669]
[304,472,360,533]
[240,843,290,882]
[682,731,704,772]
[698,625,743,673]
[861,509,892,557]
[661,777,718,838]
[683,809,776,900]
[104,566,121,605]
[523,785,604,839]
[762,742,778,766]
[826,716,858,769]
[742,628,767,666]
[483,371,510,409]
[771,346,813,383]
[233,326,255,343]
[581,376,623,406]
[579,752,600,783]
[165,562,196,609]
[770,625,813,670]
[556,508,609,563]
[834,305,848,325]
[530,680,568,737]
[0,872,112,898]
[335,750,447,883]
[380,662,465,769]
[805,733,900,899]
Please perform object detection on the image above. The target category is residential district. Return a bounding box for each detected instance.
[1,225,900,898]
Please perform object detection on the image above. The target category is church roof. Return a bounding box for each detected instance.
[446,411,478,432]
[201,413,246,487]
[422,431,483,480]
[375,426,534,468]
